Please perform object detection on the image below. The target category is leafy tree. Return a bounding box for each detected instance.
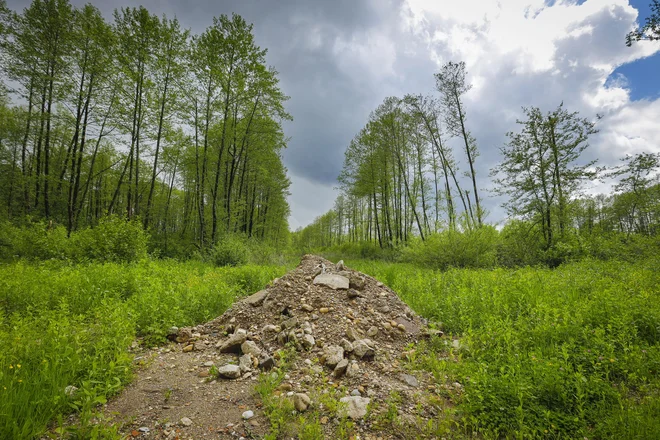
[435,61,483,227]
[491,104,597,249]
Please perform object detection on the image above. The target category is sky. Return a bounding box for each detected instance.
[8,0,660,229]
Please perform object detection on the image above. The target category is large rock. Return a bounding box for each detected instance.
[323,345,344,368]
[352,339,375,359]
[244,289,269,307]
[241,340,262,357]
[217,332,247,353]
[301,334,315,350]
[313,274,349,290]
[239,354,253,373]
[333,358,349,377]
[217,364,241,379]
[293,393,311,412]
[339,396,371,420]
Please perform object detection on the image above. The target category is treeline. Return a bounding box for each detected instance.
[294,61,660,266]
[0,0,291,257]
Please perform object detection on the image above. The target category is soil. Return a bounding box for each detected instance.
[103,255,450,439]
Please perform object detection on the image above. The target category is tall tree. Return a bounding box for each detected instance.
[491,105,597,249]
[435,61,483,227]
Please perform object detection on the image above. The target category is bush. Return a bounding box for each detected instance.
[210,234,249,267]
[71,216,149,263]
[0,216,149,264]
[401,226,500,270]
[0,220,71,261]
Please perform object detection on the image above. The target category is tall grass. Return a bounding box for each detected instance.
[349,258,660,439]
[0,259,288,439]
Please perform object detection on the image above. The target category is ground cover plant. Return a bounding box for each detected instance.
[0,259,287,439]
[346,257,660,439]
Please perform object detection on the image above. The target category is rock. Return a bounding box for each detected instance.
[313,274,349,290]
[346,327,363,342]
[367,326,378,337]
[167,326,179,341]
[340,338,354,352]
[400,373,419,388]
[217,332,247,353]
[347,289,360,299]
[242,410,254,420]
[339,396,371,420]
[293,393,311,412]
[301,304,314,312]
[241,340,262,358]
[217,364,241,379]
[259,355,275,371]
[183,344,194,353]
[282,317,299,330]
[349,275,366,290]
[138,427,150,433]
[346,361,360,378]
[323,345,345,368]
[350,389,361,397]
[333,358,349,377]
[336,260,345,271]
[239,354,253,373]
[277,332,287,345]
[180,417,193,427]
[176,328,192,343]
[262,324,278,333]
[301,334,315,350]
[452,339,461,349]
[397,323,406,332]
[352,339,375,359]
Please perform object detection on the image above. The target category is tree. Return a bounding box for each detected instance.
[491,105,597,249]
[626,1,660,46]
[608,152,660,234]
[435,61,483,227]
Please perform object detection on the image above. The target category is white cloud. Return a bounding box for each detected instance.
[285,0,660,227]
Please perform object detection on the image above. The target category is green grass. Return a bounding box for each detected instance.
[3,255,659,439]
[347,258,660,439]
[0,259,288,439]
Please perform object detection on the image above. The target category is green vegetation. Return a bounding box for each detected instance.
[0,258,287,439]
[0,0,291,256]
[347,257,660,439]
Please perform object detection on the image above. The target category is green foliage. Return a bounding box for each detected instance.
[209,234,249,267]
[71,216,149,263]
[349,258,660,439]
[0,216,148,263]
[401,226,500,270]
[0,259,288,438]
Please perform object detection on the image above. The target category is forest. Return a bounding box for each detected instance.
[0,0,291,259]
[1,0,660,439]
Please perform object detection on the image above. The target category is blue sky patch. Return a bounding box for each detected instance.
[608,0,660,101]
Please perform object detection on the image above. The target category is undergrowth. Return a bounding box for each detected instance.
[0,259,288,439]
[349,257,660,439]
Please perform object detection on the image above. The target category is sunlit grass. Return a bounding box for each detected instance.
[348,258,660,439]
[0,259,288,439]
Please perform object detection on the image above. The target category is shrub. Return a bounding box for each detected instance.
[401,226,500,270]
[210,234,249,267]
[71,216,149,263]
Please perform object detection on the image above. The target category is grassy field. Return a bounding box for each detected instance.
[348,258,660,439]
[0,259,288,439]
[2,256,659,439]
